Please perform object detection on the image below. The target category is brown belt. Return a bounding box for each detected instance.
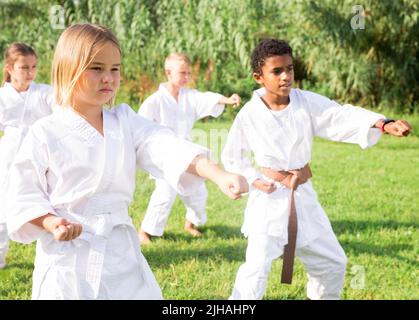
[260,164,312,284]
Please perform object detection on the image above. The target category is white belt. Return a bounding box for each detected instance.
[55,202,143,299]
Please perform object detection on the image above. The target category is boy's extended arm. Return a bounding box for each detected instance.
[218,93,241,108]
[187,155,248,199]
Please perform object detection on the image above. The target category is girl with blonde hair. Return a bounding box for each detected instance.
[0,43,55,269]
[6,24,248,299]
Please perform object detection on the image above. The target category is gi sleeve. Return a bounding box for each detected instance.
[221,115,261,186]
[0,103,4,132]
[137,95,159,123]
[191,89,225,120]
[123,104,209,196]
[39,84,56,113]
[6,127,56,243]
[305,91,385,149]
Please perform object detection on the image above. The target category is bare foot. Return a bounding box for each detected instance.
[139,229,152,245]
[184,220,202,237]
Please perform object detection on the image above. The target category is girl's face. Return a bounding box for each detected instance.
[7,54,37,92]
[166,61,191,88]
[74,42,121,109]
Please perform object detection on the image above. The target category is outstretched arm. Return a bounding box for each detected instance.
[306,90,410,148]
[187,155,248,199]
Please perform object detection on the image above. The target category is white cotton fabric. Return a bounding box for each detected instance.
[229,231,347,300]
[138,83,224,235]
[223,88,384,300]
[0,82,55,223]
[138,83,224,140]
[6,104,208,299]
[0,82,55,266]
[222,87,384,246]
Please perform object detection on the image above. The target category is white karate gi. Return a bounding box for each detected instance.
[222,88,385,300]
[0,82,54,268]
[138,83,224,236]
[6,104,208,299]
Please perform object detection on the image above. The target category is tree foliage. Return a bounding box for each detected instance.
[0,0,417,112]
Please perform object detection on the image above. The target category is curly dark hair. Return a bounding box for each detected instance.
[250,39,293,75]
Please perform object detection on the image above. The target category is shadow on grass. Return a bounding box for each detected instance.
[143,225,246,268]
[332,219,417,266]
[145,242,247,268]
[339,239,415,264]
[1,262,34,271]
[331,219,418,234]
[200,224,243,239]
[145,219,417,269]
[158,224,243,242]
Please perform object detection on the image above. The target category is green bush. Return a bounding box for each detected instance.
[1,0,417,113]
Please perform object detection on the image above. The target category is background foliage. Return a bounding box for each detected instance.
[1,0,417,113]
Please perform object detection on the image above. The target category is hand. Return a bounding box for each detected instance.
[384,120,412,137]
[217,173,249,200]
[187,156,248,199]
[43,216,83,241]
[252,179,277,194]
[227,94,241,108]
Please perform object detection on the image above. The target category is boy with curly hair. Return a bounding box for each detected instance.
[222,38,411,300]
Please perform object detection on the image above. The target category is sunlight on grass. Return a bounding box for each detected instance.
[1,115,418,300]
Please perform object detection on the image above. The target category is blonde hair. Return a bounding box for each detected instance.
[2,43,37,85]
[51,23,121,107]
[164,53,191,71]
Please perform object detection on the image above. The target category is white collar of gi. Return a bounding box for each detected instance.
[3,81,35,102]
[159,82,184,104]
[254,87,267,98]
[252,87,275,110]
[251,87,295,129]
[56,106,105,144]
[252,87,294,107]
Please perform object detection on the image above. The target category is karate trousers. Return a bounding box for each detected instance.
[0,223,8,268]
[141,178,208,236]
[230,229,347,300]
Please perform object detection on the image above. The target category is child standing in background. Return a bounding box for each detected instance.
[138,53,241,243]
[5,24,248,299]
[0,43,55,269]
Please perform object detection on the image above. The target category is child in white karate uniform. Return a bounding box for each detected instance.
[222,39,412,300]
[6,24,248,299]
[138,53,241,243]
[0,43,55,269]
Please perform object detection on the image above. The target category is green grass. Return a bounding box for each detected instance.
[1,115,418,300]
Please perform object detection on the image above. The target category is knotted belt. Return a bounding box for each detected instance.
[55,201,145,299]
[260,164,312,284]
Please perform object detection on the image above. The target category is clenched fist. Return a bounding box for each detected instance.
[383,120,412,137]
[252,179,277,194]
[31,214,83,241]
[217,172,249,200]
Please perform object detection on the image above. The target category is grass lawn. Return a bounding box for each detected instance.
[0,114,418,300]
